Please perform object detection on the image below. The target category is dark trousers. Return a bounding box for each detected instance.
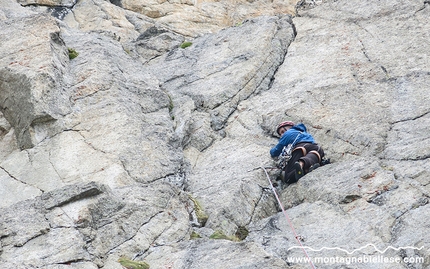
[283,143,325,184]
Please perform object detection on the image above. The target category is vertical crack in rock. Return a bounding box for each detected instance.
[266,26,297,92]
[390,198,429,242]
[248,185,272,225]
[357,38,372,62]
[101,211,164,259]
[48,150,65,182]
[380,65,389,77]
[137,213,187,259]
[118,158,133,179]
[230,51,279,100]
[213,56,292,128]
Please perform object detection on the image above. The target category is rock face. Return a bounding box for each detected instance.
[0,0,429,268]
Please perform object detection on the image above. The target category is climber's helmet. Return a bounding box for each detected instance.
[276,121,295,136]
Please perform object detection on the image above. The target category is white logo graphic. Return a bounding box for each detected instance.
[287,244,426,255]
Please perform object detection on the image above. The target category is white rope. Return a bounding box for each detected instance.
[260,166,316,269]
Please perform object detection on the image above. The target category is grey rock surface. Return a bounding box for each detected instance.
[0,0,429,268]
[0,14,70,150]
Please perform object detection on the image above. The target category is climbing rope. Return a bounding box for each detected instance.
[260,166,316,269]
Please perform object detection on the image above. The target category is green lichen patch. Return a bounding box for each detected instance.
[68,48,79,60]
[180,41,192,49]
[188,195,208,226]
[210,227,249,242]
[118,257,150,269]
[190,231,202,239]
[209,230,233,240]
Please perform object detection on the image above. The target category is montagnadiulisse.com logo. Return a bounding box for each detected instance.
[286,244,427,265]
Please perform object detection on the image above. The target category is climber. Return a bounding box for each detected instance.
[270,121,325,184]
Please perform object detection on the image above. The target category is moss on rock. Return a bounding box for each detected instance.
[118,257,150,269]
[190,231,202,239]
[180,41,192,49]
[68,48,79,59]
[188,195,208,226]
[210,230,231,240]
[210,227,249,242]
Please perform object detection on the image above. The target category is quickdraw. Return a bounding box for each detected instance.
[277,132,303,170]
[277,144,293,169]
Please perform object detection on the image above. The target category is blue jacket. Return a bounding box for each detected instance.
[270,123,315,157]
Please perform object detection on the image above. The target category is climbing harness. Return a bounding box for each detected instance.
[277,144,293,169]
[277,132,303,170]
[260,166,316,269]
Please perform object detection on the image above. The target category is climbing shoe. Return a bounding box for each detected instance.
[308,163,320,172]
[321,157,331,166]
[294,162,304,181]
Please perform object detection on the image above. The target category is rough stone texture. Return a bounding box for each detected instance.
[16,0,76,7]
[1,0,430,268]
[0,181,193,268]
[119,0,299,37]
[141,240,288,269]
[0,14,70,150]
[243,0,430,268]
